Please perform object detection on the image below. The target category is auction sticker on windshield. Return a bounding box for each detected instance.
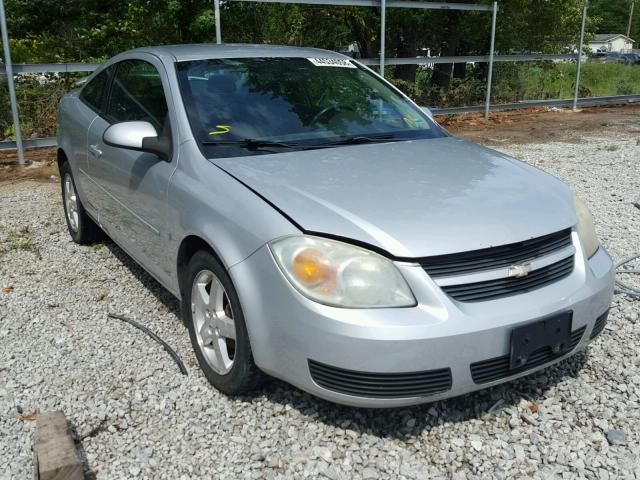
[307,58,356,68]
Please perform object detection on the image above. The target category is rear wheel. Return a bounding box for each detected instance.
[184,250,265,394]
[60,161,101,244]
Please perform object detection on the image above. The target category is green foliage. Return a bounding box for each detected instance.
[0,226,38,256]
[572,63,640,97]
[190,9,216,38]
[0,73,82,139]
[391,62,640,107]
[589,0,639,41]
[0,80,13,139]
[2,0,602,63]
[4,0,223,61]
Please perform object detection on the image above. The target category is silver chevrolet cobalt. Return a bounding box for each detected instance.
[57,44,614,407]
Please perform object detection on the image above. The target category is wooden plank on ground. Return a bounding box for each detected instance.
[33,411,84,480]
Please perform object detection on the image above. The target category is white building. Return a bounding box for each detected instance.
[589,34,635,53]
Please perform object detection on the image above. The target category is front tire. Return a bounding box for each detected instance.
[60,161,101,244]
[184,250,265,394]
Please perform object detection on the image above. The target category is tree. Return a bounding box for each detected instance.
[589,0,639,42]
[4,0,220,62]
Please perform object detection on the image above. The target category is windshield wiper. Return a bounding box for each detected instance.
[200,134,401,152]
[200,139,303,150]
[314,134,399,147]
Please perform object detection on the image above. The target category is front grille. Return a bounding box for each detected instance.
[308,360,452,398]
[442,255,575,302]
[470,326,586,384]
[420,229,573,278]
[590,310,610,339]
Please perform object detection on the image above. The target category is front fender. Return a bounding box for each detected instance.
[166,141,299,294]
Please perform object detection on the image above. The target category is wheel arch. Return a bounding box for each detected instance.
[57,147,69,172]
[176,235,225,300]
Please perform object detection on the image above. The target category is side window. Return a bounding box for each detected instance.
[106,60,169,132]
[79,68,110,112]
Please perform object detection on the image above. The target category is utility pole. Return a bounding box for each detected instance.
[628,0,635,38]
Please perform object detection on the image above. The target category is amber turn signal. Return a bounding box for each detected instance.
[292,248,335,289]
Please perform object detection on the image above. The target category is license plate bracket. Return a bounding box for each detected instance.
[509,311,573,370]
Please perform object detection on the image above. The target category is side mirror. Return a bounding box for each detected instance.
[421,106,434,119]
[103,121,171,161]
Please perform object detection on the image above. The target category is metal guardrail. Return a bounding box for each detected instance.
[359,54,578,65]
[430,94,640,115]
[1,94,638,151]
[0,137,58,150]
[0,63,100,74]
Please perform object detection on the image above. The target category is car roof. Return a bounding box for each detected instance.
[130,43,347,62]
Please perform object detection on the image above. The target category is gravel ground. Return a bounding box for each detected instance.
[1,129,639,480]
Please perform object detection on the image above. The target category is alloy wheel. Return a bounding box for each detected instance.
[191,269,237,374]
[64,174,79,232]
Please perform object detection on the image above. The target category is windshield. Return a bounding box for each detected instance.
[176,57,445,158]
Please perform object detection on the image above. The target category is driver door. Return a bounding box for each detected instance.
[86,57,176,285]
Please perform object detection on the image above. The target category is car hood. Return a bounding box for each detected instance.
[212,137,576,258]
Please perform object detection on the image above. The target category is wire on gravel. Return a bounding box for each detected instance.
[614,254,640,300]
[107,313,188,375]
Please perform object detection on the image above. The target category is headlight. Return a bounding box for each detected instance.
[269,235,416,308]
[573,194,600,259]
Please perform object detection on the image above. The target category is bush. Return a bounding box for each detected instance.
[0,73,83,139]
[616,79,636,95]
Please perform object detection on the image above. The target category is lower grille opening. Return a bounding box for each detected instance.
[470,326,586,384]
[308,360,452,398]
[590,310,610,339]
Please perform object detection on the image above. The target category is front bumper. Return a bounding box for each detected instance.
[230,237,614,408]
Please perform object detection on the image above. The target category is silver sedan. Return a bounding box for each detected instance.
[56,44,614,407]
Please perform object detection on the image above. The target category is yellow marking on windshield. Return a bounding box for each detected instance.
[208,125,231,135]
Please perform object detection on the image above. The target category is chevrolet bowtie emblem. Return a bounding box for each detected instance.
[508,263,533,278]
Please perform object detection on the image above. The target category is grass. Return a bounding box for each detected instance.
[529,63,640,99]
[0,226,38,256]
[404,62,640,107]
[481,62,640,103]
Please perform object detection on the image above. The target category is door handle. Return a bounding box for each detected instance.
[89,144,102,159]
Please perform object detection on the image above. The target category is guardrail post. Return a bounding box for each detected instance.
[0,0,25,164]
[484,1,497,120]
[573,4,587,111]
[380,0,386,77]
[214,0,222,44]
